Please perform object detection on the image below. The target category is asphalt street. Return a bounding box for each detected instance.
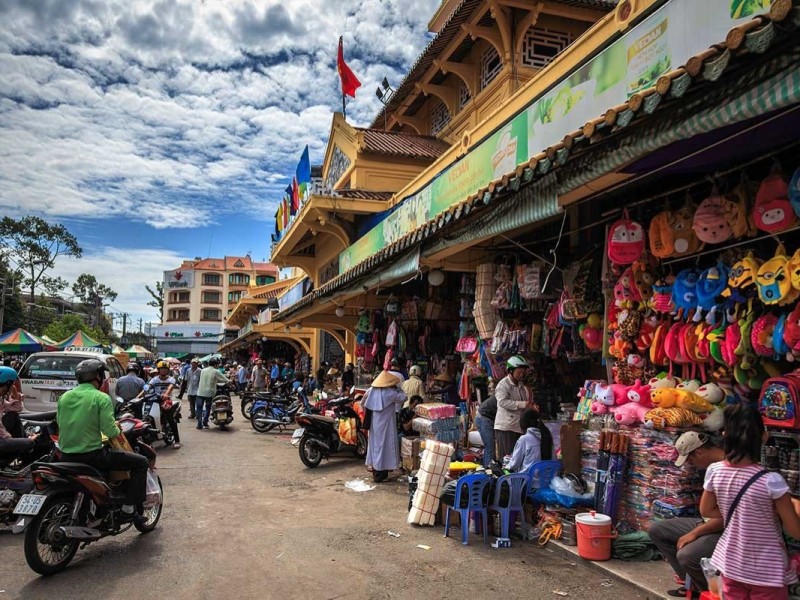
[0,414,647,599]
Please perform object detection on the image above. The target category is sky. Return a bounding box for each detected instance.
[0,0,440,327]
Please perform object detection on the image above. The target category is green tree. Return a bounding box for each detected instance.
[43,313,108,346]
[0,216,82,328]
[0,260,24,332]
[72,273,117,328]
[145,281,164,321]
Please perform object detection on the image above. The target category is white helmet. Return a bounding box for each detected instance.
[409,365,422,377]
[506,355,530,371]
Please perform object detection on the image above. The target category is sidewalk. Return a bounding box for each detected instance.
[546,539,675,599]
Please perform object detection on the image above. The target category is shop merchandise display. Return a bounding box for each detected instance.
[408,440,453,526]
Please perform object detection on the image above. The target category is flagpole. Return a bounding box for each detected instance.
[342,91,346,121]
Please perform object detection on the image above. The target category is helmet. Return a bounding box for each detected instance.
[409,365,422,378]
[0,366,19,384]
[155,360,170,371]
[75,359,107,384]
[126,364,139,373]
[506,355,530,370]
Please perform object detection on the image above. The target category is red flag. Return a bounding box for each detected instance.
[291,177,299,213]
[337,36,361,98]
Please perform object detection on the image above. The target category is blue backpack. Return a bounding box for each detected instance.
[790,166,800,217]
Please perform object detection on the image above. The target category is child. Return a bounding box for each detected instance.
[507,409,553,473]
[700,403,800,599]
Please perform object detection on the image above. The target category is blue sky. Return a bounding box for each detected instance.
[0,0,439,325]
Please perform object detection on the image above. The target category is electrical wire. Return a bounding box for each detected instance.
[541,210,568,294]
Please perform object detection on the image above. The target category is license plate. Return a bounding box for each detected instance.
[291,428,304,446]
[50,390,65,403]
[14,494,46,516]
[216,412,227,420]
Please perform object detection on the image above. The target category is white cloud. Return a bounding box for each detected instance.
[49,245,186,326]
[0,0,440,229]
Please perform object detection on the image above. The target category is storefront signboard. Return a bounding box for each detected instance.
[338,0,771,274]
[278,278,307,311]
[164,268,195,289]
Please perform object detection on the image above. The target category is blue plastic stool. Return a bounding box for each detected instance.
[489,473,529,539]
[443,473,493,545]
[525,459,561,501]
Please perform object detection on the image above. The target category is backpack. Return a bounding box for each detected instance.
[758,371,800,430]
[790,166,800,218]
[756,243,794,306]
[607,209,645,265]
[788,248,800,291]
[672,269,700,315]
[671,202,702,256]
[753,171,797,233]
[649,211,675,258]
[723,251,761,303]
[696,262,729,323]
[693,193,733,244]
[751,313,778,358]
[726,182,757,238]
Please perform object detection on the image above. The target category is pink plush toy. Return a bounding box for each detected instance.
[611,383,629,406]
[591,383,617,414]
[626,379,652,408]
[614,403,648,426]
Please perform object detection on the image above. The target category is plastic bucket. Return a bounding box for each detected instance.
[575,511,616,561]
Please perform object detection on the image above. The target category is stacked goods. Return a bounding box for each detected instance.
[413,403,462,444]
[618,428,703,533]
[401,437,424,472]
[473,263,498,340]
[580,429,601,496]
[594,430,631,524]
[408,440,454,526]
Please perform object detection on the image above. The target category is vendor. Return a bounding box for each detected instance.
[507,409,552,473]
[401,365,426,408]
[399,395,423,437]
[341,363,355,391]
[494,355,536,459]
[648,432,724,597]
[431,373,459,405]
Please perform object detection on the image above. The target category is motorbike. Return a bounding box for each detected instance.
[136,384,182,447]
[250,390,307,434]
[240,379,292,420]
[13,415,163,575]
[210,383,234,429]
[0,411,59,528]
[294,393,367,468]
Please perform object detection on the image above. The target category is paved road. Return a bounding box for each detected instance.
[0,415,646,599]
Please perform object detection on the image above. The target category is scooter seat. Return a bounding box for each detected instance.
[304,414,337,424]
[20,410,57,422]
[44,462,105,478]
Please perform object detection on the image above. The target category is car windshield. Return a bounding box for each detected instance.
[19,355,85,380]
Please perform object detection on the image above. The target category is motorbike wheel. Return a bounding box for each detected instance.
[250,408,276,433]
[135,475,163,533]
[352,431,368,458]
[241,398,254,420]
[23,495,79,575]
[299,436,323,468]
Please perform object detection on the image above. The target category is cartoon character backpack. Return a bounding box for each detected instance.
[672,269,700,316]
[652,277,675,314]
[671,202,702,256]
[649,210,675,258]
[774,313,791,360]
[751,313,778,358]
[632,258,656,306]
[696,262,730,323]
[758,370,800,430]
[788,248,800,292]
[608,209,645,265]
[613,267,641,307]
[693,192,733,244]
[757,244,794,306]
[722,251,761,303]
[726,181,757,238]
[753,167,797,233]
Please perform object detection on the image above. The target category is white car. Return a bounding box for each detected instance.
[17,347,124,413]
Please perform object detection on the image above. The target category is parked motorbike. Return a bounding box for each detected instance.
[210,383,234,429]
[13,415,163,575]
[0,412,59,528]
[294,394,367,468]
[250,390,307,434]
[240,379,292,420]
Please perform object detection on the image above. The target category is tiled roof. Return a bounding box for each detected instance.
[224,256,252,270]
[192,258,226,271]
[356,128,451,161]
[332,190,394,201]
[276,7,797,323]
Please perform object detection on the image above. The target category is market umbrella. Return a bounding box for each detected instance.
[196,353,221,363]
[126,345,153,359]
[40,334,59,347]
[55,330,103,349]
[0,328,49,353]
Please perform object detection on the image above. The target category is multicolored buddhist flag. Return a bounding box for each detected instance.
[296,145,311,205]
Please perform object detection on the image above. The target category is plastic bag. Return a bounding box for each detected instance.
[338,418,358,446]
[701,557,722,598]
[144,470,161,508]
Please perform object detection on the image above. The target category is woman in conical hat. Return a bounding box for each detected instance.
[363,371,405,482]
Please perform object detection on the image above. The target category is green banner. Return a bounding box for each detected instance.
[339,0,771,274]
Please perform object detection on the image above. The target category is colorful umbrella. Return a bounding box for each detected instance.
[40,335,58,346]
[0,328,49,353]
[125,345,153,358]
[55,330,103,349]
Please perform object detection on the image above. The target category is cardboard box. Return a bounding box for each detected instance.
[402,454,421,472]
[401,437,422,459]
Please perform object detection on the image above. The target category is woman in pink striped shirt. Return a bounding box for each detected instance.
[700,403,800,600]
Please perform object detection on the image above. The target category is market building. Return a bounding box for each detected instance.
[227,0,800,588]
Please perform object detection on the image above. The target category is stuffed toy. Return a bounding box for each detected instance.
[722,251,761,311]
[632,258,656,307]
[649,210,675,259]
[650,387,677,408]
[636,315,658,352]
[653,277,675,314]
[757,244,794,306]
[671,203,702,256]
[648,373,678,389]
[693,193,733,244]
[626,379,653,408]
[676,379,701,392]
[645,407,704,429]
[696,382,725,404]
[753,170,796,233]
[702,406,725,432]
[650,387,713,413]
[613,268,641,308]
[672,269,700,318]
[696,262,730,324]
[611,383,629,406]
[788,248,800,292]
[607,210,645,265]
[591,382,617,415]
[614,403,649,426]
[725,185,756,239]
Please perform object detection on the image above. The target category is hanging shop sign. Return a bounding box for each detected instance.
[164,268,194,289]
[338,0,773,274]
[278,278,307,312]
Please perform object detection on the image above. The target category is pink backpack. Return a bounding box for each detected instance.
[693,193,732,244]
[608,209,645,265]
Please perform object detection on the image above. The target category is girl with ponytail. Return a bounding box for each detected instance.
[507,409,553,472]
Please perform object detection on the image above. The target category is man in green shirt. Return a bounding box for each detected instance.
[58,359,149,519]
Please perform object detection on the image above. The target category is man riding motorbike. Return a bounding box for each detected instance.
[57,359,149,523]
[142,360,181,449]
[0,366,37,453]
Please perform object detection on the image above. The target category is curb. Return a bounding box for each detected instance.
[545,539,670,599]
